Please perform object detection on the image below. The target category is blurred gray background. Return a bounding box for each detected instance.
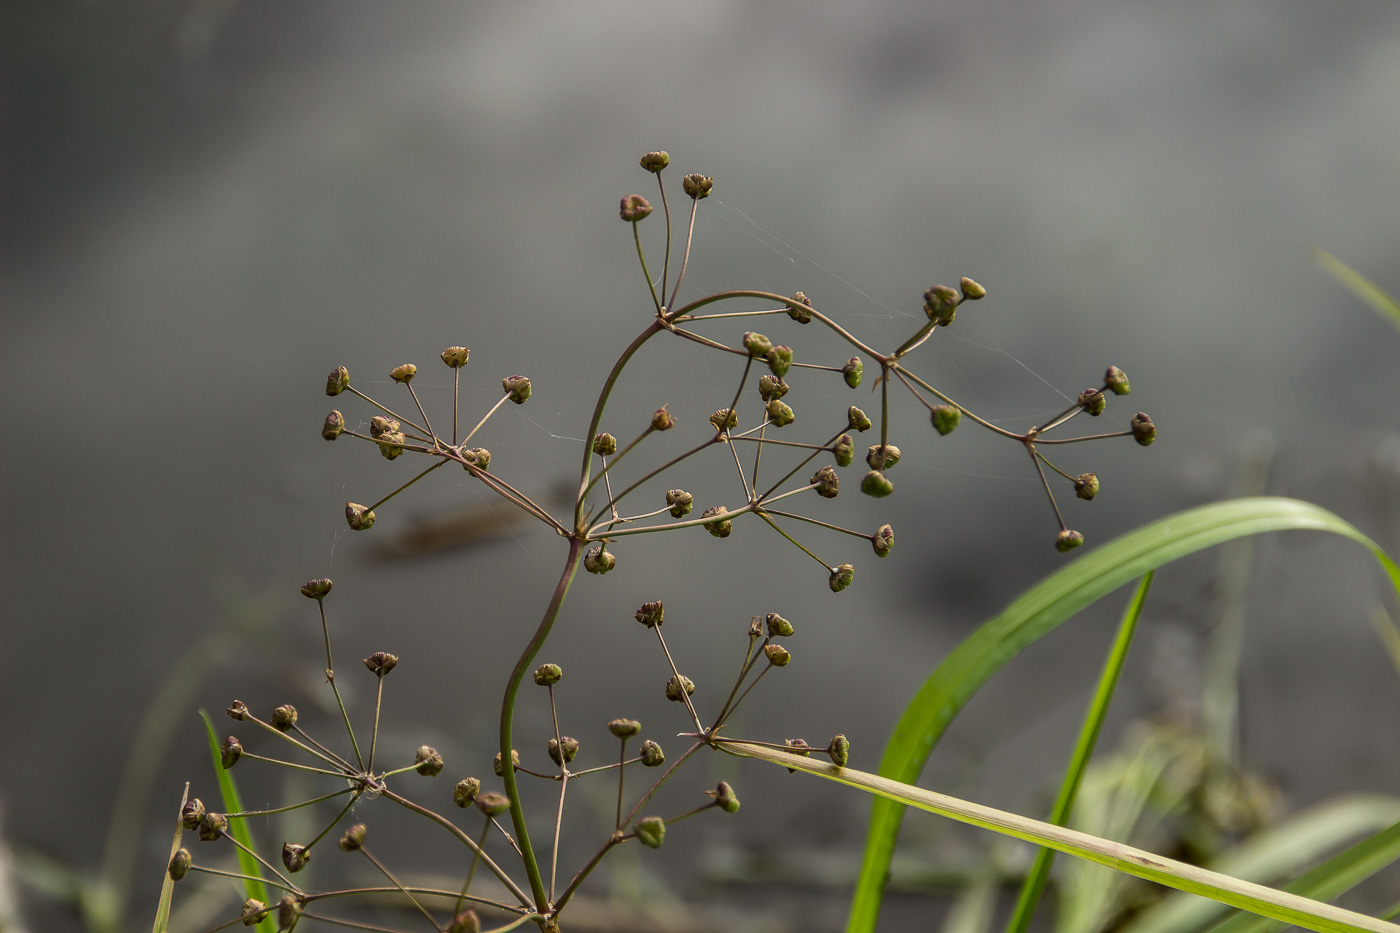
[5,2,1400,930]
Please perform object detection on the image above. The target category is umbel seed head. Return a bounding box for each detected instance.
[766,344,793,377]
[812,465,839,498]
[592,432,617,456]
[640,739,665,766]
[866,444,901,470]
[843,357,863,389]
[415,745,445,776]
[390,363,417,383]
[441,346,470,368]
[758,374,788,401]
[282,843,310,873]
[168,848,191,881]
[370,415,398,438]
[635,600,664,627]
[272,705,298,731]
[609,718,641,739]
[503,374,532,404]
[742,331,773,358]
[454,777,482,808]
[1074,473,1100,500]
[960,277,987,300]
[181,798,206,830]
[198,812,228,842]
[326,366,350,396]
[322,410,345,440]
[829,563,855,593]
[848,406,873,432]
[1078,388,1107,416]
[931,405,961,436]
[1131,412,1157,446]
[833,433,855,467]
[584,545,616,574]
[710,781,741,814]
[682,173,713,199]
[666,488,694,518]
[226,700,248,721]
[710,408,739,432]
[828,734,851,767]
[766,612,794,637]
[1104,365,1131,395]
[364,651,398,676]
[861,470,894,498]
[639,151,670,173]
[764,643,791,667]
[923,285,960,325]
[548,736,579,765]
[665,674,696,702]
[220,736,242,769]
[619,194,652,221]
[300,578,332,599]
[652,405,675,431]
[345,503,376,531]
[463,447,491,470]
[1056,529,1086,552]
[787,290,814,324]
[635,815,666,848]
[701,506,733,538]
[766,398,795,427]
[533,663,563,686]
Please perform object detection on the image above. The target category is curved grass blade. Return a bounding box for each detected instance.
[151,782,188,933]
[201,710,276,933]
[1004,572,1154,933]
[1314,249,1400,331]
[722,741,1400,933]
[847,497,1400,933]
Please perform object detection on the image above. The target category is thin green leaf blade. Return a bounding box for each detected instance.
[151,783,189,933]
[1315,249,1400,330]
[725,742,1400,933]
[201,710,276,933]
[849,497,1400,933]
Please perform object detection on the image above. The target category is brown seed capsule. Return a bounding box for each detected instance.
[278,895,303,930]
[415,745,445,777]
[369,415,398,438]
[829,563,855,592]
[1055,529,1086,552]
[861,470,894,498]
[709,408,739,432]
[462,447,491,470]
[812,465,839,498]
[843,357,863,389]
[1074,473,1100,500]
[181,798,205,830]
[701,506,732,538]
[666,488,694,518]
[639,739,665,767]
[765,612,794,637]
[757,374,788,401]
[548,736,579,766]
[619,194,653,221]
[240,898,266,927]
[325,366,350,396]
[664,674,696,702]
[322,410,345,440]
[1131,412,1156,446]
[345,503,376,531]
[502,374,532,404]
[475,791,512,816]
[848,406,873,432]
[682,173,713,199]
[226,700,248,721]
[493,750,520,776]
[872,523,894,558]
[924,285,960,325]
[764,644,791,667]
[300,578,332,599]
[766,398,795,427]
[784,738,812,772]
[1104,365,1131,395]
[389,363,417,383]
[198,812,228,842]
[651,405,675,431]
[168,848,192,880]
[866,444,901,470]
[450,908,482,933]
[282,842,310,873]
[583,545,616,574]
[363,651,399,676]
[710,781,741,813]
[441,346,470,368]
[220,736,242,769]
[377,431,406,460]
[1078,388,1106,416]
[608,718,641,739]
[787,290,814,324]
[533,663,563,686]
[634,601,664,627]
[639,151,670,173]
[454,777,482,808]
[635,815,666,848]
[272,704,298,731]
[339,823,367,851]
[592,432,617,456]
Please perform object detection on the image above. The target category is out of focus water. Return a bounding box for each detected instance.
[5,3,1400,930]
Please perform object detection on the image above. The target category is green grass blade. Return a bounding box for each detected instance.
[151,783,189,933]
[847,497,1400,933]
[723,742,1400,933]
[1205,817,1400,933]
[1314,249,1400,330]
[201,710,277,933]
[1125,796,1400,933]
[1004,572,1154,933]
